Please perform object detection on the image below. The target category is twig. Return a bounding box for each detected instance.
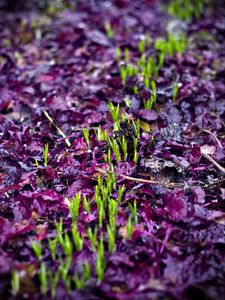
[199,129,223,148]
[205,177,225,188]
[202,153,225,173]
[44,111,71,147]
[95,167,183,189]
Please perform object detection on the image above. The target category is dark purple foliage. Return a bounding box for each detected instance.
[0,0,225,299]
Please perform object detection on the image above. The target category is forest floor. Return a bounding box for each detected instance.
[0,1,225,299]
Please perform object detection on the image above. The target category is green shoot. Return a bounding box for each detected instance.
[108,199,118,232]
[108,102,120,129]
[72,222,83,251]
[83,196,90,214]
[32,241,42,261]
[138,38,145,53]
[133,86,138,94]
[107,225,116,253]
[119,65,127,85]
[124,97,131,108]
[43,143,49,167]
[11,270,20,296]
[62,232,73,257]
[73,272,83,289]
[49,269,60,298]
[69,193,81,221]
[40,262,48,294]
[95,234,105,281]
[151,81,157,103]
[132,119,141,138]
[59,257,72,292]
[96,125,108,141]
[82,128,90,150]
[126,216,133,239]
[83,261,91,281]
[48,238,57,261]
[87,226,98,251]
[117,185,125,203]
[116,47,121,61]
[120,135,128,161]
[98,198,104,228]
[133,138,138,163]
[172,83,179,102]
[124,48,129,63]
[128,199,138,223]
[104,21,114,39]
[55,218,64,247]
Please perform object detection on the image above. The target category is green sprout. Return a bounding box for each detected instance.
[107,137,121,162]
[95,234,106,281]
[43,143,49,167]
[116,47,121,61]
[108,199,118,232]
[104,21,114,39]
[133,138,138,163]
[32,241,42,261]
[72,222,83,251]
[124,97,131,108]
[120,135,128,161]
[83,195,91,214]
[168,0,208,21]
[40,262,48,294]
[55,218,64,248]
[48,238,57,261]
[62,232,73,257]
[87,226,98,252]
[124,48,130,63]
[82,128,90,150]
[132,119,141,138]
[138,38,145,53]
[59,257,72,292]
[117,185,125,203]
[126,216,134,239]
[119,65,127,85]
[69,193,81,221]
[133,86,139,94]
[11,270,20,296]
[172,82,179,102]
[108,102,120,131]
[73,272,83,289]
[49,269,60,298]
[107,225,116,253]
[96,125,108,141]
[128,199,138,223]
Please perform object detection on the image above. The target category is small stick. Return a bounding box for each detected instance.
[44,111,71,147]
[95,167,183,189]
[199,129,223,148]
[202,153,225,173]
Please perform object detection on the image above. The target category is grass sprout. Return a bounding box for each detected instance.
[126,216,134,239]
[48,238,57,261]
[43,143,49,167]
[32,241,42,261]
[104,21,114,39]
[82,128,90,150]
[87,226,98,252]
[107,225,116,253]
[69,193,81,221]
[40,262,48,294]
[128,199,138,223]
[172,82,179,102]
[72,222,83,251]
[95,234,105,281]
[11,270,20,296]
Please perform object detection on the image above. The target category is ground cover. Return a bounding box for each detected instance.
[0,1,225,299]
